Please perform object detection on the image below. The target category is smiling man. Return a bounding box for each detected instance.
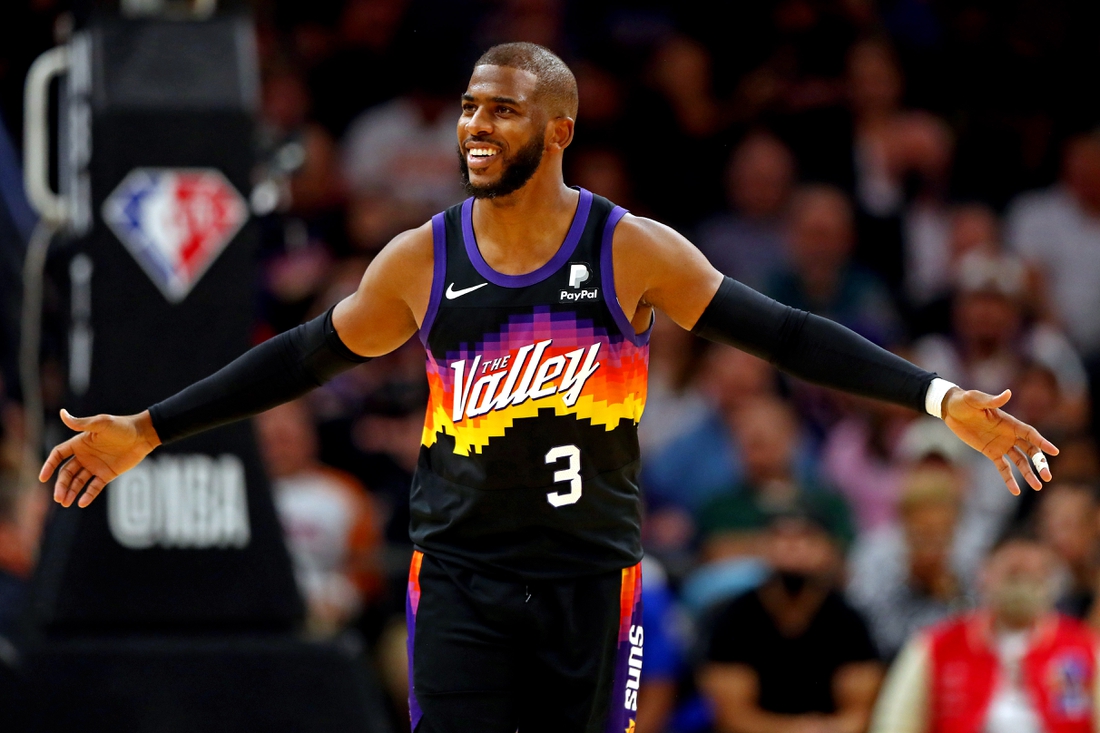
[41,43,1058,733]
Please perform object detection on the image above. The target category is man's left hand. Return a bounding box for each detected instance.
[942,387,1059,496]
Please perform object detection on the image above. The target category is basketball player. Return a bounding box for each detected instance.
[39,44,1057,733]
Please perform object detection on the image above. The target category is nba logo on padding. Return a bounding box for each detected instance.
[102,168,248,303]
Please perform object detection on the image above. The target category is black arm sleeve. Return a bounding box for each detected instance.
[691,277,935,413]
[148,307,371,444]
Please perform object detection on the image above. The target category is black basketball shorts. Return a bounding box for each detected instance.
[405,550,644,733]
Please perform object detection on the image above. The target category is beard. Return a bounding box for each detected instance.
[459,132,545,199]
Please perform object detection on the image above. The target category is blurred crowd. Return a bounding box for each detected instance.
[6,1,1100,732]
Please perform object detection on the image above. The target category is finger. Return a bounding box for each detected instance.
[55,457,84,504]
[1008,446,1043,492]
[967,388,1011,411]
[994,455,1021,496]
[1018,422,1059,457]
[68,468,93,502]
[39,440,75,482]
[1016,439,1052,482]
[62,467,93,508]
[59,409,105,433]
[77,477,107,508]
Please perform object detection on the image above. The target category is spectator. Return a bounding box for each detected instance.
[871,531,1095,733]
[847,465,974,660]
[255,400,383,636]
[906,203,1000,335]
[641,345,779,517]
[1036,482,1100,620]
[821,395,915,533]
[844,37,953,294]
[340,40,466,225]
[913,252,1089,434]
[1007,133,1100,359]
[701,510,883,733]
[848,417,1013,610]
[697,397,852,563]
[637,312,708,457]
[848,42,951,218]
[695,131,796,290]
[766,184,903,347]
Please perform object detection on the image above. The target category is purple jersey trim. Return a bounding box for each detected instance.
[461,187,593,288]
[600,206,653,347]
[418,213,448,346]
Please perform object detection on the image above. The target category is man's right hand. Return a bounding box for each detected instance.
[39,409,162,508]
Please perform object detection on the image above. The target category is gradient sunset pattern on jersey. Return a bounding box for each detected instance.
[422,306,649,456]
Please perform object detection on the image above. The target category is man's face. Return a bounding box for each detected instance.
[789,197,853,272]
[1038,486,1099,567]
[953,291,1019,347]
[902,501,957,580]
[765,519,839,579]
[458,65,547,199]
[982,541,1060,626]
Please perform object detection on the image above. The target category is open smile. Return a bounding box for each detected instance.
[464,142,502,171]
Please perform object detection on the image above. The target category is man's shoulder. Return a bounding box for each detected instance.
[1008,185,1070,218]
[611,213,691,253]
[1006,186,1077,245]
[379,220,435,261]
[713,586,768,624]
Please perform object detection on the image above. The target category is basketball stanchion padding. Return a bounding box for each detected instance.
[18,10,391,733]
[29,12,303,631]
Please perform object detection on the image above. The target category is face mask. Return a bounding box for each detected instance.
[991,578,1053,625]
[777,570,810,596]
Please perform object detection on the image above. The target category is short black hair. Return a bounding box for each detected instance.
[475,42,579,119]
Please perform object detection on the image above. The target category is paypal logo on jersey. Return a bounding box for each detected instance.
[102,168,248,303]
[561,262,599,303]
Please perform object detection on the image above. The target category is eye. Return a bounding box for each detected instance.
[496,105,514,115]
[461,102,476,113]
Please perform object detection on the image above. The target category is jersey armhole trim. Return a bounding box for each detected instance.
[418,212,447,346]
[601,207,653,347]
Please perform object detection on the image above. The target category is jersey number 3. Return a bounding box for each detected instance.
[545,445,582,507]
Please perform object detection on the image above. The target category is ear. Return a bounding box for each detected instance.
[546,116,574,152]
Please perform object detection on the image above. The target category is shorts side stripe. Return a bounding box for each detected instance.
[406,550,425,730]
[607,562,643,733]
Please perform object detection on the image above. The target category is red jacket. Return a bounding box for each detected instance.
[927,613,1097,733]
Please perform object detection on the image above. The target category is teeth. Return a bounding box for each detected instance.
[469,148,496,157]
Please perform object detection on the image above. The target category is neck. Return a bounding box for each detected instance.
[473,163,573,226]
[471,164,579,273]
[759,578,828,636]
[994,615,1039,633]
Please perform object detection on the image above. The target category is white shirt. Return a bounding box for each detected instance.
[341,97,466,211]
[984,630,1043,733]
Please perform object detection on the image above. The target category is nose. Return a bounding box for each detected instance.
[465,104,493,137]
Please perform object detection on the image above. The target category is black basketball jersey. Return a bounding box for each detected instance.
[411,188,650,579]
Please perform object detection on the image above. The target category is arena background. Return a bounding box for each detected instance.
[3,0,1100,731]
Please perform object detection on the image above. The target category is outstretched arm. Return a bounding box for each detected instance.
[40,223,434,508]
[611,214,1058,495]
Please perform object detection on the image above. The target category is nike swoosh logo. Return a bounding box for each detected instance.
[445,282,489,300]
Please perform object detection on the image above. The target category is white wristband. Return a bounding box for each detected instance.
[924,378,958,419]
